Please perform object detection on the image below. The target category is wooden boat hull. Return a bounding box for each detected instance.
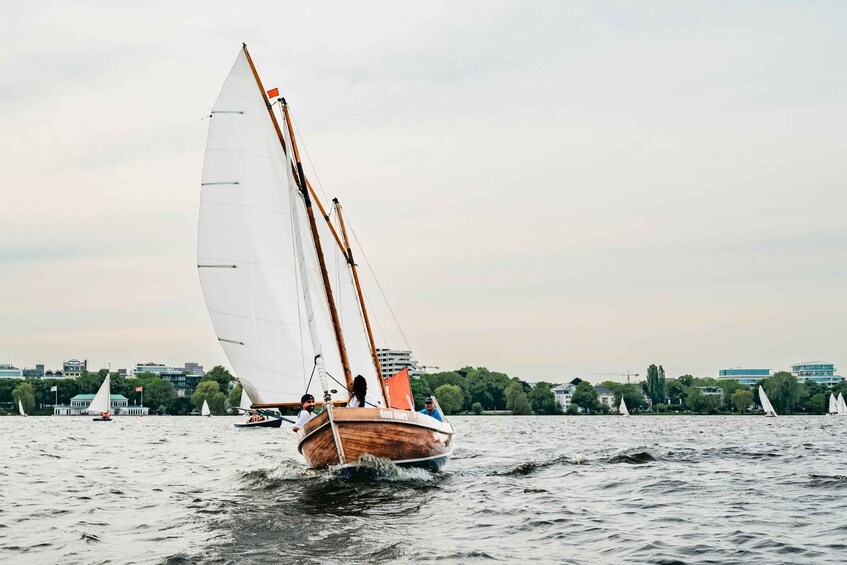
[297,407,454,470]
[234,417,283,429]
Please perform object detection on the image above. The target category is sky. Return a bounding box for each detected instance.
[2,1,846,383]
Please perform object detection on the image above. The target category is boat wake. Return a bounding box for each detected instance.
[332,454,438,483]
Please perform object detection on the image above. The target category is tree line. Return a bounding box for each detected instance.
[0,366,235,416]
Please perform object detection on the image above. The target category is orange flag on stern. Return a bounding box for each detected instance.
[385,368,414,410]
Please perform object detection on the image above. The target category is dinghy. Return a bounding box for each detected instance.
[758,385,777,417]
[235,388,283,428]
[88,375,113,421]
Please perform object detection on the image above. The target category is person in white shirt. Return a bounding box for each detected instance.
[347,375,377,408]
[292,394,316,432]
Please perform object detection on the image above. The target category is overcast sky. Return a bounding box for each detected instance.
[2,1,845,383]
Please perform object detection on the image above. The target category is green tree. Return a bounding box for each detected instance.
[719,380,748,411]
[13,382,35,414]
[571,381,599,413]
[805,393,826,414]
[512,393,532,415]
[666,379,689,406]
[202,366,234,395]
[529,381,561,414]
[764,371,801,414]
[192,380,226,414]
[505,381,524,411]
[229,383,244,413]
[471,402,483,415]
[677,374,694,387]
[434,384,464,415]
[732,389,754,414]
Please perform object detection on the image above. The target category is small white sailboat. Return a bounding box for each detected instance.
[18,399,27,417]
[88,374,113,421]
[201,399,211,417]
[758,385,777,417]
[828,393,838,416]
[619,397,630,416]
[837,393,847,416]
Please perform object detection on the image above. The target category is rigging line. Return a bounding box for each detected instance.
[280,106,308,386]
[290,114,332,211]
[346,216,412,351]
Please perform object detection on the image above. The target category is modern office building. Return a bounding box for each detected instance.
[23,364,45,378]
[43,370,66,379]
[791,361,844,387]
[182,362,205,376]
[134,362,169,376]
[376,349,420,377]
[63,359,87,377]
[717,368,770,386]
[0,364,23,378]
[159,372,204,398]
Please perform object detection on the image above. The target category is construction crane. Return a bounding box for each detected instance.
[589,371,640,384]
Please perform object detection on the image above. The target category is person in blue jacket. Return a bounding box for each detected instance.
[419,397,443,422]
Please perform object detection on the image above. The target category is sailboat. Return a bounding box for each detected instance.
[234,387,283,428]
[198,45,454,470]
[758,385,777,417]
[837,393,847,416]
[88,374,113,421]
[828,393,838,415]
[201,399,211,417]
[18,399,27,417]
[619,397,630,416]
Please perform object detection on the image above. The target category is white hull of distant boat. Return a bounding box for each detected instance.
[758,385,777,417]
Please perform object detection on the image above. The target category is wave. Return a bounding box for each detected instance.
[500,454,586,476]
[607,450,656,464]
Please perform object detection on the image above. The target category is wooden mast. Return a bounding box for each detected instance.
[332,198,388,402]
[241,44,354,394]
[281,107,355,394]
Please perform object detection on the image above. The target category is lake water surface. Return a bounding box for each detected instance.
[1,415,845,563]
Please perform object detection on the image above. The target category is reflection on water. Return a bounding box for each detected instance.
[2,415,847,563]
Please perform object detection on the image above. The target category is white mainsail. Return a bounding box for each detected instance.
[18,399,26,417]
[758,385,777,417]
[837,393,847,416]
[619,397,630,416]
[828,393,838,415]
[202,399,211,417]
[198,49,384,406]
[87,375,111,415]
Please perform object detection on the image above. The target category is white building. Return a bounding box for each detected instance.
[134,362,169,376]
[54,393,147,415]
[553,383,576,411]
[0,364,23,378]
[376,349,420,377]
[595,386,614,408]
[63,359,87,377]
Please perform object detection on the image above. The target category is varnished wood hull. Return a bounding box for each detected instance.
[296,407,454,470]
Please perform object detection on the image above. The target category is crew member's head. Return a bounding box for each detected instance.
[301,393,315,412]
[425,397,434,412]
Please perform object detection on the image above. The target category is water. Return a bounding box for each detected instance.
[2,415,846,564]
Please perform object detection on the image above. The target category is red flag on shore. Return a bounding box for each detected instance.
[266,87,279,98]
[135,386,143,392]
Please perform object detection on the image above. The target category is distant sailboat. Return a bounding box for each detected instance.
[828,393,838,416]
[88,375,113,421]
[18,399,27,417]
[234,387,284,428]
[837,393,847,416]
[619,397,630,416]
[201,399,211,417]
[758,385,777,417]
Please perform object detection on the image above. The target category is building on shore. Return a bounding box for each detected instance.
[0,364,23,378]
[791,361,844,387]
[595,386,614,408]
[23,364,45,378]
[159,372,204,398]
[54,393,147,415]
[553,383,576,411]
[134,362,169,376]
[63,359,87,377]
[696,386,724,401]
[717,368,770,386]
[376,349,421,377]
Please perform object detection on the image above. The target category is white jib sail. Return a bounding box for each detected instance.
[202,399,211,416]
[758,385,777,416]
[87,375,111,414]
[619,397,630,416]
[198,49,349,405]
[829,393,838,414]
[239,388,252,411]
[838,393,847,416]
[18,399,26,416]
